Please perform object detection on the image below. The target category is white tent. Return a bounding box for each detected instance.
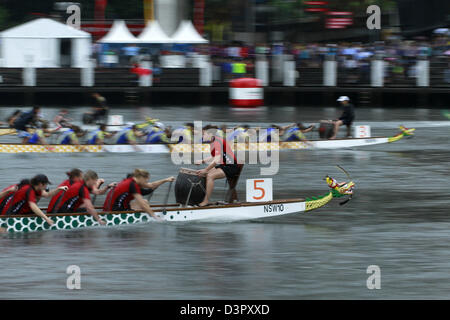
[138,20,173,44]
[0,18,92,68]
[98,20,139,43]
[170,20,208,44]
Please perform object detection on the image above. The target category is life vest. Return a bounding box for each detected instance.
[58,129,78,145]
[283,127,305,142]
[172,127,191,144]
[210,136,238,165]
[146,130,168,144]
[87,129,105,144]
[28,129,44,144]
[260,127,277,142]
[1,184,41,216]
[47,179,73,213]
[145,126,161,142]
[115,128,136,144]
[56,181,91,213]
[103,178,141,211]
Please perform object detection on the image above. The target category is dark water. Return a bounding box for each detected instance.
[0,106,449,299]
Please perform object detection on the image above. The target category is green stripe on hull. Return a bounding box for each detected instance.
[0,212,152,233]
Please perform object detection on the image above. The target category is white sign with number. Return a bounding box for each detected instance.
[246,178,273,202]
[353,125,371,138]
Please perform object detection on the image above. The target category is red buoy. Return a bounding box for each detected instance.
[229,78,264,108]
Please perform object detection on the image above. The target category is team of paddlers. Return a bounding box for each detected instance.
[0,169,175,227]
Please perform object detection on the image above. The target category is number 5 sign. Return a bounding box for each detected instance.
[246,178,273,202]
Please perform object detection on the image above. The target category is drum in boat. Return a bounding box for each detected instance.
[319,120,335,139]
[174,168,206,206]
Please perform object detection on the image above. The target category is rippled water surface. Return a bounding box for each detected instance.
[0,105,449,299]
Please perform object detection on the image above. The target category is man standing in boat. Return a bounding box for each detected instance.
[102,169,165,221]
[13,106,42,143]
[330,96,355,139]
[196,126,243,207]
[82,93,109,124]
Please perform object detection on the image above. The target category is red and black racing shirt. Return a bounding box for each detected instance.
[103,178,141,211]
[1,184,42,215]
[47,179,73,213]
[0,184,17,213]
[56,181,91,213]
[210,136,238,165]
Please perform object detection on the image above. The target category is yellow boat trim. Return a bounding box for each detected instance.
[305,191,333,212]
[0,144,102,153]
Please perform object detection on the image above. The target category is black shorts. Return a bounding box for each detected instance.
[215,164,241,181]
[339,117,354,127]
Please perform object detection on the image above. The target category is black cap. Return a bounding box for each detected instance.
[33,174,51,185]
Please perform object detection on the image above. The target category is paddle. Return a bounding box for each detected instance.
[161,181,173,215]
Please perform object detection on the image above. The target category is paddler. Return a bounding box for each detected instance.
[0,183,21,213]
[47,168,115,213]
[28,122,59,145]
[104,171,174,206]
[227,125,250,142]
[145,122,170,144]
[53,109,72,129]
[1,174,68,226]
[87,124,113,145]
[46,168,83,213]
[330,96,355,139]
[57,125,86,147]
[172,123,194,144]
[102,169,166,221]
[196,125,242,207]
[114,124,145,145]
[259,124,282,143]
[282,123,314,142]
[55,170,109,225]
[135,117,159,131]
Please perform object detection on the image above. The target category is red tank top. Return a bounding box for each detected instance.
[1,184,41,215]
[47,179,73,213]
[56,181,91,213]
[104,178,141,211]
[210,136,238,164]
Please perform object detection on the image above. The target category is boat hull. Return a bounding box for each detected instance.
[0,192,335,233]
